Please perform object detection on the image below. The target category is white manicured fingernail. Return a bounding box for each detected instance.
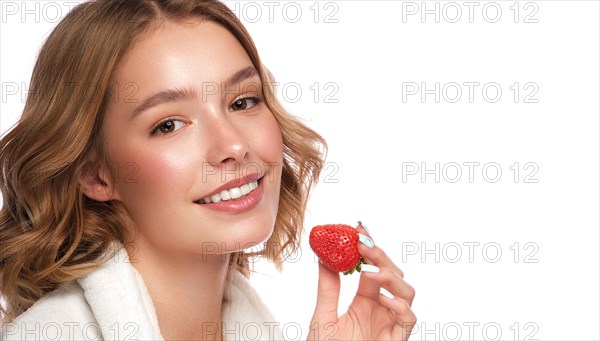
[361,264,380,273]
[358,221,371,236]
[380,287,395,299]
[358,233,375,248]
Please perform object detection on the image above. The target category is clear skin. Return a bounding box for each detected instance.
[80,18,415,341]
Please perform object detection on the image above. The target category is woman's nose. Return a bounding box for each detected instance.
[203,112,249,166]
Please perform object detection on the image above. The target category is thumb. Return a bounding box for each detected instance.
[313,261,341,319]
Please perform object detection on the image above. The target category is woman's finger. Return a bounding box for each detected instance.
[355,222,405,278]
[378,291,417,340]
[355,221,371,239]
[361,266,416,305]
[354,222,411,303]
[358,241,404,278]
[354,231,383,299]
[313,261,341,319]
[355,245,409,301]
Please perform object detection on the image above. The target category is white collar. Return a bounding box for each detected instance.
[76,242,284,341]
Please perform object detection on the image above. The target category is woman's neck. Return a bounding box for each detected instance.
[126,237,230,341]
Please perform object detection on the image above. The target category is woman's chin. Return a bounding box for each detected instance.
[223,221,275,253]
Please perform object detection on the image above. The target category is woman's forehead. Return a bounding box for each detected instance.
[113,19,251,85]
[108,19,255,106]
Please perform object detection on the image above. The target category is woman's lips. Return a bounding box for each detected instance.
[196,172,262,200]
[194,177,264,213]
[198,178,259,204]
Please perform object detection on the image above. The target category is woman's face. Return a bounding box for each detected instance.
[100,19,283,255]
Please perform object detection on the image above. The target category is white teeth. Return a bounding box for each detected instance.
[197,180,259,204]
[229,187,242,199]
[219,189,231,200]
[240,184,250,195]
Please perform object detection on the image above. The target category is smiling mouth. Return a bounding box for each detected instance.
[194,178,260,205]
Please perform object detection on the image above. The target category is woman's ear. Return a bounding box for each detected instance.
[78,156,120,202]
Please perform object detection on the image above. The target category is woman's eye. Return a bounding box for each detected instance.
[152,119,186,135]
[231,96,263,111]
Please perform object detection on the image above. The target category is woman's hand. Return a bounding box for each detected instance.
[308,223,416,341]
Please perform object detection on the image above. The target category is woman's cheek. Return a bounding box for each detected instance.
[250,112,284,163]
[113,144,198,203]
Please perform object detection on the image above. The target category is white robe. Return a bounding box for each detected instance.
[1,242,285,341]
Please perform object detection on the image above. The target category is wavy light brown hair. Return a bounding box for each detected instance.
[0,0,326,322]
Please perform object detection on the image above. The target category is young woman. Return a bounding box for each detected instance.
[0,0,416,340]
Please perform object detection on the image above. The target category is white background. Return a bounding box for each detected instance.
[1,1,599,340]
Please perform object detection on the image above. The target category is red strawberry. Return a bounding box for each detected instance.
[309,223,366,275]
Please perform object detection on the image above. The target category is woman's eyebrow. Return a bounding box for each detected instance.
[129,65,259,119]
